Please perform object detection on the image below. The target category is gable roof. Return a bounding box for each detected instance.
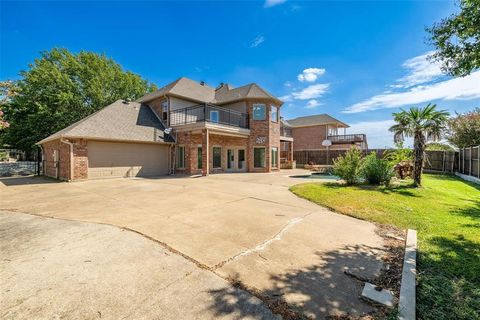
[286,114,349,128]
[38,100,172,144]
[138,77,282,105]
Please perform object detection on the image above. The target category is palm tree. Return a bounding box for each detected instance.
[389,104,449,186]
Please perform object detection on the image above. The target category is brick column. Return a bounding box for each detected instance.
[202,129,209,176]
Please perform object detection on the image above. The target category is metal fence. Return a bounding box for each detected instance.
[0,161,41,177]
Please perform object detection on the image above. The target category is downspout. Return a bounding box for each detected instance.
[60,137,74,181]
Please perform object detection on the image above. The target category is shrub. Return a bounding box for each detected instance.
[360,152,395,185]
[333,147,363,185]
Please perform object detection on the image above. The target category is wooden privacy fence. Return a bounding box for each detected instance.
[294,149,388,166]
[293,147,479,179]
[458,146,480,178]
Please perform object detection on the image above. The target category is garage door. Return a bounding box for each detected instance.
[88,141,169,179]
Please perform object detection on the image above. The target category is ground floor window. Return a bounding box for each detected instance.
[176,146,185,169]
[271,147,278,168]
[197,146,202,169]
[254,147,266,168]
[213,147,222,168]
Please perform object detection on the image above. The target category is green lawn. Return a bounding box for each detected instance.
[290,174,480,320]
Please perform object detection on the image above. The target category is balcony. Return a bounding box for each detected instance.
[170,104,249,129]
[328,134,366,144]
[280,125,292,137]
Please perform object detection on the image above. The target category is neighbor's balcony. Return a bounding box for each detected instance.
[328,134,366,144]
[170,104,249,129]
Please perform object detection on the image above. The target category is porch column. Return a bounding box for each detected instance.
[289,141,294,162]
[202,129,209,176]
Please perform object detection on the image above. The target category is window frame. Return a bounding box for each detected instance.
[210,110,220,123]
[271,105,278,123]
[161,99,168,122]
[197,145,202,170]
[175,145,185,169]
[252,104,266,121]
[253,147,266,168]
[271,147,278,168]
[213,146,222,169]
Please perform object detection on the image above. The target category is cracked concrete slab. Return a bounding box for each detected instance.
[0,170,385,318]
[0,211,276,320]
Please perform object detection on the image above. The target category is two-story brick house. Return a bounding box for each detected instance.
[39,77,294,180]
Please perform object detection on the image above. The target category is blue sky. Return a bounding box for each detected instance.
[1,0,479,147]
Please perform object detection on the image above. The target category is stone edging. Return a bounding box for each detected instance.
[398,229,417,320]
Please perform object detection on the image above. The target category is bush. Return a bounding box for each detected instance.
[333,147,363,185]
[360,152,395,185]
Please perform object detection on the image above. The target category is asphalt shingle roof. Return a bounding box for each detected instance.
[38,100,171,144]
[138,77,282,105]
[286,114,350,128]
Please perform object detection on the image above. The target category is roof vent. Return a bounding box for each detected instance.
[215,82,225,91]
[200,81,205,86]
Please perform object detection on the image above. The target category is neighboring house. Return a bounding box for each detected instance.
[283,114,368,151]
[38,77,292,180]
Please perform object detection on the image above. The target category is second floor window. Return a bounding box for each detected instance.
[162,100,168,121]
[210,110,219,123]
[271,106,278,122]
[253,104,266,120]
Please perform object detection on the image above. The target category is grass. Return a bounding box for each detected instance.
[290,174,480,320]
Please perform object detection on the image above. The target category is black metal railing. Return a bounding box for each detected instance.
[280,125,292,137]
[169,104,249,129]
[328,134,366,143]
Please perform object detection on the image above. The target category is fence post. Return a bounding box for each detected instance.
[470,147,472,176]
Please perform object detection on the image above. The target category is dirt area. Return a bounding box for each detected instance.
[0,170,393,319]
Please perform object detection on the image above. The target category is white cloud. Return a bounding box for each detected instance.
[297,68,326,82]
[250,35,265,48]
[264,0,287,8]
[347,119,413,148]
[284,81,292,87]
[291,83,330,100]
[305,99,322,109]
[345,70,480,113]
[279,95,293,102]
[395,51,444,88]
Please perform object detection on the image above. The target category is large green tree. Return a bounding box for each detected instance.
[446,108,480,147]
[0,48,156,152]
[390,104,449,186]
[427,0,480,76]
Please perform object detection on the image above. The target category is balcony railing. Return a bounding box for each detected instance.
[280,125,292,137]
[170,104,249,129]
[328,134,366,144]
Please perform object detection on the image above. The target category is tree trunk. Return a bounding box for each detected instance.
[413,132,426,186]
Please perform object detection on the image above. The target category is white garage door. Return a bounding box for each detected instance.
[88,141,169,179]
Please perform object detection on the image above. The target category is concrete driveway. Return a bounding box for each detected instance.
[0,170,385,319]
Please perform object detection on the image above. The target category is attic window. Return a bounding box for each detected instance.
[253,104,266,121]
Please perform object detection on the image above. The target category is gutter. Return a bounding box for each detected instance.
[60,137,74,181]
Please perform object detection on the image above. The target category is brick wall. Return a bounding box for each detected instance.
[246,100,281,172]
[41,138,88,181]
[42,139,70,180]
[291,125,328,151]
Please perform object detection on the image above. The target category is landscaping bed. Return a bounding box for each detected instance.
[290,174,480,320]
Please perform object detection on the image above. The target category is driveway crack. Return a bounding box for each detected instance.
[214,212,313,269]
